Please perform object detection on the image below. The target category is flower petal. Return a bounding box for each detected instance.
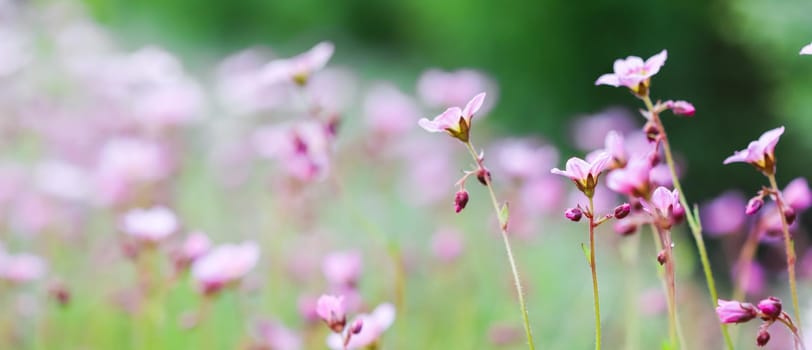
[462,92,486,118]
[800,43,812,55]
[595,73,620,87]
[644,49,668,75]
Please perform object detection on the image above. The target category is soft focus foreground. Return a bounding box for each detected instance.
[1,2,812,350]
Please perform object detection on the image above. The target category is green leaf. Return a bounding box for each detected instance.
[693,204,702,227]
[580,243,591,265]
[498,202,510,230]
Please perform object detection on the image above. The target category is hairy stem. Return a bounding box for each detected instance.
[464,141,536,350]
[642,96,734,350]
[768,174,803,332]
[588,197,602,350]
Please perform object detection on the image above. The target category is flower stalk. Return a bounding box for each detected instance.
[767,173,802,332]
[587,197,603,350]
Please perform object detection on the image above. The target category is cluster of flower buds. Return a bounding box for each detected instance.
[716,297,797,347]
[316,294,395,350]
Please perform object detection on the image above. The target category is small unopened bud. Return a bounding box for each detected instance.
[644,121,660,142]
[614,219,638,236]
[757,297,782,320]
[745,197,764,216]
[565,207,582,222]
[454,190,469,213]
[350,319,363,334]
[614,203,631,219]
[49,282,70,307]
[784,207,797,225]
[756,330,770,347]
[657,250,667,265]
[326,115,341,139]
[476,168,491,186]
[671,205,686,223]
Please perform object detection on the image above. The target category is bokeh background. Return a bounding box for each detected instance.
[0,0,811,349]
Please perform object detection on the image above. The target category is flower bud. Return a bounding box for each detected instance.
[565,207,582,222]
[49,282,70,307]
[476,168,491,186]
[757,297,782,320]
[784,207,796,225]
[756,330,770,347]
[657,250,667,265]
[316,295,347,333]
[614,203,631,219]
[454,190,469,213]
[644,121,660,142]
[614,219,638,236]
[716,299,758,324]
[745,197,764,216]
[350,319,363,335]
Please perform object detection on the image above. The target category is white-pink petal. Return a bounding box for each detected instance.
[800,43,812,55]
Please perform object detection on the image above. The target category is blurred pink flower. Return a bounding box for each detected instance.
[254,320,302,350]
[595,50,667,91]
[323,251,362,287]
[783,177,811,212]
[723,126,784,175]
[252,121,332,182]
[363,83,421,136]
[494,139,558,180]
[173,232,211,270]
[0,252,47,284]
[261,41,334,85]
[570,108,637,151]
[716,299,758,324]
[326,303,396,350]
[733,261,765,296]
[800,43,812,55]
[191,241,260,295]
[431,228,464,263]
[519,176,566,215]
[307,68,358,114]
[701,191,747,236]
[401,142,456,205]
[551,152,611,197]
[607,157,652,197]
[648,164,674,188]
[0,27,31,77]
[216,48,288,114]
[95,138,171,204]
[664,100,695,117]
[418,92,485,142]
[417,69,497,113]
[317,294,347,332]
[120,206,179,243]
[34,160,90,202]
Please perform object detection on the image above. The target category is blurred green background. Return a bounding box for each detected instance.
[82,0,812,203]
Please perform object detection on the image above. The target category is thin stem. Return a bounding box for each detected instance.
[777,316,806,350]
[732,224,762,302]
[588,197,602,350]
[768,174,803,332]
[642,95,734,350]
[464,141,536,350]
[657,226,679,348]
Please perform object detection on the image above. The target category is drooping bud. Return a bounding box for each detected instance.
[757,297,782,320]
[476,168,491,186]
[350,319,363,335]
[784,207,797,225]
[614,203,631,219]
[657,250,667,265]
[745,197,764,216]
[756,330,770,347]
[565,207,583,222]
[644,121,660,142]
[454,190,469,213]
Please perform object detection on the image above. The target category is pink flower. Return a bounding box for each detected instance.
[607,157,652,197]
[701,191,747,236]
[595,50,668,93]
[664,100,695,117]
[191,241,260,295]
[363,83,421,136]
[716,299,758,324]
[417,92,486,142]
[0,252,47,284]
[261,41,334,85]
[316,294,347,333]
[641,186,682,222]
[494,139,559,180]
[602,131,627,167]
[431,228,464,263]
[175,232,211,267]
[519,176,566,215]
[783,177,812,212]
[723,126,784,175]
[326,303,396,350]
[120,206,179,243]
[757,297,782,320]
[95,138,171,205]
[322,251,362,287]
[417,69,496,113]
[254,320,302,350]
[570,107,637,151]
[551,152,611,197]
[800,43,812,55]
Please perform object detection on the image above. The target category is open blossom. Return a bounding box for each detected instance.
[664,100,695,116]
[120,206,179,243]
[191,241,260,295]
[783,177,812,212]
[723,126,784,175]
[322,251,362,287]
[326,303,396,350]
[417,92,486,142]
[551,152,611,197]
[641,186,683,225]
[607,156,651,197]
[595,50,667,94]
[317,294,347,333]
[716,299,758,324]
[261,41,334,85]
[701,191,747,235]
[800,43,812,55]
[0,252,47,284]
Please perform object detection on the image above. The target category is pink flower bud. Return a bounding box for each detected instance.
[454,190,469,213]
[614,203,631,219]
[784,207,797,225]
[664,100,696,117]
[745,197,764,215]
[350,319,363,334]
[757,297,782,320]
[657,250,667,265]
[756,330,770,347]
[476,168,491,186]
[716,299,758,324]
[614,219,638,236]
[565,207,582,222]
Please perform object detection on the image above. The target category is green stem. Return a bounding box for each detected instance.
[588,197,602,350]
[464,141,536,350]
[642,96,734,350]
[767,174,803,332]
